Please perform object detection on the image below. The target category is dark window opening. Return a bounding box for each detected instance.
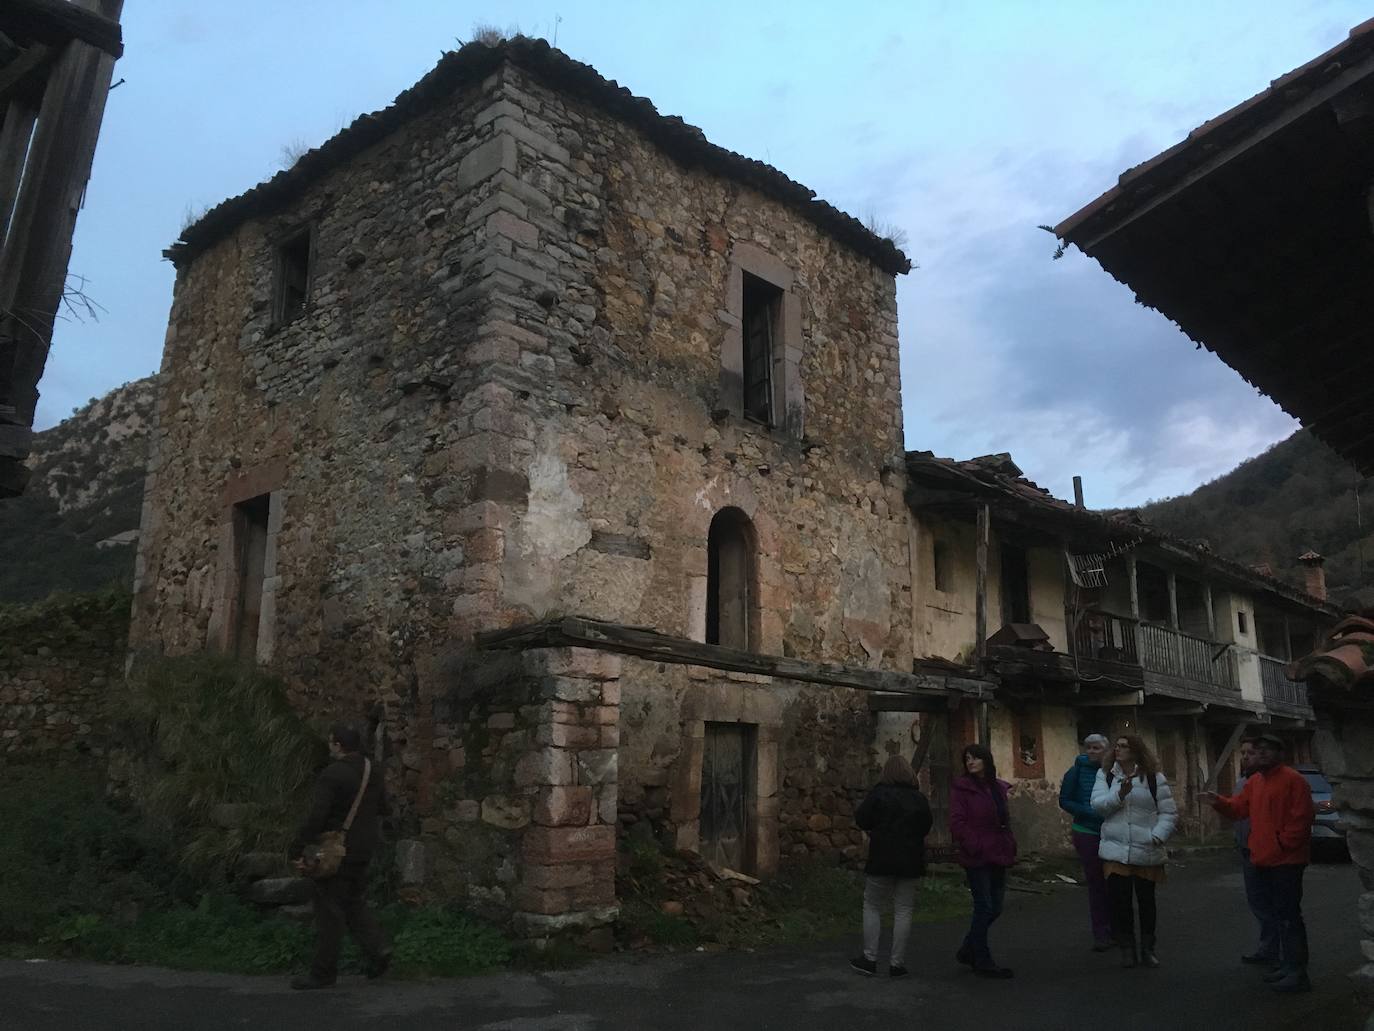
[741,273,781,424]
[1000,543,1030,626]
[274,228,313,325]
[707,507,757,650]
[933,539,954,593]
[1237,610,1249,635]
[1136,562,1172,625]
[233,494,270,660]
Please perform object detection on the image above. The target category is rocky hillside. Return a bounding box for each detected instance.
[1139,430,1372,607]
[0,377,154,603]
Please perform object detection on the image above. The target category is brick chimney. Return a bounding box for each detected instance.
[1298,551,1326,601]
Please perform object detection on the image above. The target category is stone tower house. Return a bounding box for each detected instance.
[130,39,914,935]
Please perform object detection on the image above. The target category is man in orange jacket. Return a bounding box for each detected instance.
[1202,733,1314,994]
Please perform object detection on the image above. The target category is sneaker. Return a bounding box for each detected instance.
[1092,940,1114,952]
[290,974,335,990]
[1261,968,1290,984]
[850,955,877,976]
[955,944,974,967]
[888,964,909,978]
[1241,952,1277,965]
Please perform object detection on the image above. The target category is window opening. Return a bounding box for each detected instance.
[274,227,312,325]
[707,507,756,650]
[1000,544,1030,625]
[933,539,954,593]
[741,273,780,424]
[1237,610,1249,635]
[233,494,270,659]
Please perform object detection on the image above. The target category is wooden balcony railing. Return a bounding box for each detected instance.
[1072,610,1237,690]
[1259,654,1310,710]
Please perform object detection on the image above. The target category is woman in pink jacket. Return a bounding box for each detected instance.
[949,743,1018,978]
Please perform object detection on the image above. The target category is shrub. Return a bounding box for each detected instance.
[389,907,512,976]
[121,654,327,875]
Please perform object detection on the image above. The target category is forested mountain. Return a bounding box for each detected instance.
[0,378,154,603]
[1138,430,1371,607]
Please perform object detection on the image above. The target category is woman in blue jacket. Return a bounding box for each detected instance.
[1059,733,1112,950]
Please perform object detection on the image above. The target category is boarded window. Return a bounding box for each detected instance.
[741,273,780,424]
[932,539,954,593]
[707,507,756,650]
[232,494,270,660]
[274,227,313,325]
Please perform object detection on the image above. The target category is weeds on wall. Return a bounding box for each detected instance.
[121,653,327,875]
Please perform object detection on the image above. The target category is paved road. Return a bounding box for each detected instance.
[0,853,1365,1031]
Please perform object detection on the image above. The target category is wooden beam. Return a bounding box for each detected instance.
[0,43,53,104]
[0,100,38,242]
[910,716,937,774]
[0,0,123,59]
[475,617,992,699]
[1205,722,1248,792]
[868,693,959,713]
[1077,691,1145,707]
[1143,703,1206,717]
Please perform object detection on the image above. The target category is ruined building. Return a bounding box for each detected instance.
[129,39,931,939]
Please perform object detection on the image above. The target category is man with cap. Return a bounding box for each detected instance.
[1202,732,1314,994]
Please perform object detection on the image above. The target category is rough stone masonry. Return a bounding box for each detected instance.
[129,38,914,938]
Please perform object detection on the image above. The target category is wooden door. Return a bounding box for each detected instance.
[700,722,755,872]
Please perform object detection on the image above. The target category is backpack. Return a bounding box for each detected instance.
[1105,768,1158,802]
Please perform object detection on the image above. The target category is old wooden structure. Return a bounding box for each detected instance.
[0,0,123,497]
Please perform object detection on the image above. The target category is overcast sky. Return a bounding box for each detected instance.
[41,1,1371,507]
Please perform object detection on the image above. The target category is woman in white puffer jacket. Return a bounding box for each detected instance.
[1092,734,1178,970]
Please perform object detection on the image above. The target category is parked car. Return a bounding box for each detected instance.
[1296,764,1347,859]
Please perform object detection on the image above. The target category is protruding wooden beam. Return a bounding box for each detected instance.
[0,0,123,59]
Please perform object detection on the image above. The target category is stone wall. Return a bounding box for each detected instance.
[0,591,128,762]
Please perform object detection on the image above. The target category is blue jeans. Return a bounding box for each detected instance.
[963,866,1007,967]
[1240,850,1279,959]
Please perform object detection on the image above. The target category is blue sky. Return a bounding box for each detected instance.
[43,1,1372,507]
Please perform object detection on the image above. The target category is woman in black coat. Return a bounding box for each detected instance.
[850,754,934,978]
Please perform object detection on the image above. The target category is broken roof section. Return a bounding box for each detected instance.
[1053,20,1374,474]
[905,450,1341,615]
[166,37,911,276]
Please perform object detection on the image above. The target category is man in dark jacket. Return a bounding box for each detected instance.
[289,723,390,989]
[850,755,934,979]
[1058,733,1112,950]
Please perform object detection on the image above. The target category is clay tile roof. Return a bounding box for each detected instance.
[903,449,1340,614]
[1055,18,1374,242]
[166,37,911,275]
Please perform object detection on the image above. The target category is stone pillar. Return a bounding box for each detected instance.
[512,647,621,947]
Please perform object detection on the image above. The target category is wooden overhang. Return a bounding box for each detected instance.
[1055,19,1374,475]
[475,616,991,707]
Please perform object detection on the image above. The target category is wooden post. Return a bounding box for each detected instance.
[1203,582,1216,640]
[975,504,989,672]
[0,0,123,497]
[1282,614,1293,661]
[1166,570,1183,674]
[975,504,991,747]
[1186,716,1202,843]
[1127,556,1143,665]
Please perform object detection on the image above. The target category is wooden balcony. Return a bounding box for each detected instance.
[1072,609,1241,703]
[1258,654,1312,717]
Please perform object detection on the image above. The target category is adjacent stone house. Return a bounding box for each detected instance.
[129,39,921,938]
